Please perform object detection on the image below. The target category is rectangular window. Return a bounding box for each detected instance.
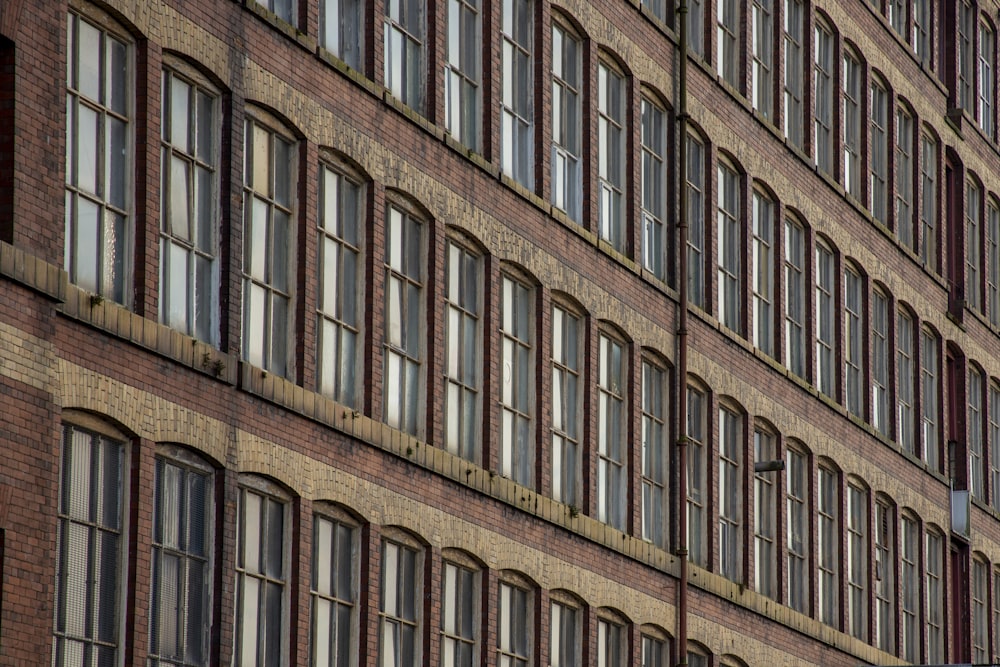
[598,64,626,251]
[959,1,974,112]
[320,0,363,69]
[846,483,867,640]
[384,0,426,111]
[641,98,666,279]
[550,602,579,667]
[974,558,989,662]
[598,334,626,530]
[895,107,914,248]
[926,530,944,662]
[754,429,776,599]
[311,514,357,667]
[236,485,287,666]
[256,0,296,23]
[922,329,940,469]
[818,466,839,625]
[687,387,707,567]
[874,500,895,653]
[444,0,481,149]
[980,22,995,138]
[243,119,295,378]
[641,361,668,547]
[318,166,362,407]
[913,0,932,61]
[786,446,809,614]
[688,0,705,57]
[784,218,805,376]
[920,133,937,268]
[384,206,424,436]
[844,267,863,418]
[150,455,212,667]
[900,515,919,663]
[160,68,218,344]
[552,305,581,505]
[65,12,131,304]
[751,0,774,119]
[551,24,581,222]
[719,407,742,582]
[500,276,533,486]
[441,562,476,667]
[872,290,890,437]
[597,619,623,667]
[968,181,983,312]
[641,0,667,23]
[497,582,530,666]
[889,0,908,39]
[988,201,1000,326]
[716,0,739,87]
[843,53,861,198]
[752,192,775,356]
[783,0,804,147]
[687,135,706,308]
[991,384,1000,512]
[970,368,985,499]
[641,635,667,667]
[870,82,888,223]
[814,23,834,174]
[501,0,533,187]
[898,311,915,454]
[445,241,481,462]
[380,539,420,667]
[717,163,741,332]
[815,244,835,398]
[53,426,125,667]
[994,569,1000,664]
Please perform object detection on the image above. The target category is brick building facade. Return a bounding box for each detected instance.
[1,0,999,665]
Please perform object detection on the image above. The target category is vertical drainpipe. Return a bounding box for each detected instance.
[675,0,690,664]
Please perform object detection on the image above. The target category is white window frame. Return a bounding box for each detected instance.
[988,199,1000,326]
[874,498,895,653]
[441,557,479,667]
[552,304,582,506]
[991,383,1000,512]
[970,367,985,499]
[444,238,482,462]
[687,135,706,309]
[551,22,582,222]
[688,0,706,57]
[65,9,132,305]
[256,0,296,24]
[967,180,983,312]
[500,274,534,486]
[549,599,580,667]
[920,132,937,268]
[926,528,945,662]
[973,556,989,662]
[784,217,805,377]
[959,0,975,112]
[716,0,739,87]
[598,333,627,530]
[640,633,668,667]
[242,116,296,378]
[900,514,920,663]
[895,106,914,249]
[687,386,708,567]
[317,163,364,408]
[598,62,626,251]
[872,289,890,438]
[889,0,908,39]
[497,579,531,666]
[844,266,863,418]
[814,22,834,174]
[921,328,940,469]
[597,617,624,667]
[817,465,839,626]
[980,20,995,138]
[383,204,425,436]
